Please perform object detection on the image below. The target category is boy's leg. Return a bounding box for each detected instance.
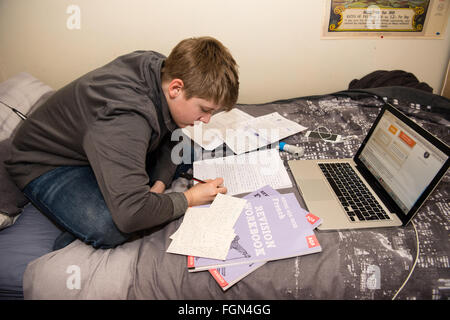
[53,231,77,251]
[23,166,130,250]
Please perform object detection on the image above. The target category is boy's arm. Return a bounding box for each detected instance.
[149,180,166,193]
[83,112,188,234]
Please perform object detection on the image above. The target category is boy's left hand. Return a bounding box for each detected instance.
[150,180,166,193]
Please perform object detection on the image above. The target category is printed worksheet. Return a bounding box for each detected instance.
[224,112,307,154]
[181,108,254,150]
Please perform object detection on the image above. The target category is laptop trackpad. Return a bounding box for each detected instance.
[302,179,335,201]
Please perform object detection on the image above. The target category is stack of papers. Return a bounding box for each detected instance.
[167,193,247,260]
[188,185,323,291]
[182,109,307,154]
[167,185,323,291]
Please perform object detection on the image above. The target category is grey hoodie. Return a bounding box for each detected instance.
[5,51,188,233]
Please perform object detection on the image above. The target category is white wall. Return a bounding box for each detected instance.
[0,0,449,104]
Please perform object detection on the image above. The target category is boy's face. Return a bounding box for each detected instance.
[164,80,221,128]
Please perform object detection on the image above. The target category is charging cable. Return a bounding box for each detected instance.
[0,99,28,120]
[312,126,333,141]
[392,220,420,300]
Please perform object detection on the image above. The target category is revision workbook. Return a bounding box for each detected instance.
[205,185,278,291]
[208,204,322,291]
[188,191,322,272]
[206,186,323,291]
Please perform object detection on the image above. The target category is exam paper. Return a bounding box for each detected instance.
[225,112,307,154]
[167,194,247,260]
[251,112,307,140]
[193,149,292,196]
[181,108,254,150]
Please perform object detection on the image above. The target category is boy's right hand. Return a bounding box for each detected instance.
[183,178,227,207]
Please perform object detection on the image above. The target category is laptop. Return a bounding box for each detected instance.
[288,104,450,231]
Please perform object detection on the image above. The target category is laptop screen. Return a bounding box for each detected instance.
[357,109,449,216]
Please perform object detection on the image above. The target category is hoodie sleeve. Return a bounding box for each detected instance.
[83,111,187,234]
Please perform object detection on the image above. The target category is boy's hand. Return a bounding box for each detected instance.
[150,180,166,194]
[183,178,227,207]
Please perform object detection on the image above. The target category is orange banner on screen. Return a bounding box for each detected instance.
[388,125,398,135]
[399,131,416,148]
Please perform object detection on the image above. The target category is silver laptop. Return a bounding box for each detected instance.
[288,104,450,231]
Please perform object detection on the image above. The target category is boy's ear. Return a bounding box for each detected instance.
[167,78,184,99]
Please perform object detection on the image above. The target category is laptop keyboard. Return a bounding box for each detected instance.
[318,163,390,222]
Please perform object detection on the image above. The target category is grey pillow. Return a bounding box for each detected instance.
[0,72,53,140]
[0,90,54,222]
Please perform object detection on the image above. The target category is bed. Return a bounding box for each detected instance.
[0,72,448,300]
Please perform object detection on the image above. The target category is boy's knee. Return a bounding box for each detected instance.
[86,223,130,249]
[91,232,129,249]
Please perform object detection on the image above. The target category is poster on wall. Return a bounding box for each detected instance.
[322,0,449,39]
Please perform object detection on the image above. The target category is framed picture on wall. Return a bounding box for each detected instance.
[321,0,449,39]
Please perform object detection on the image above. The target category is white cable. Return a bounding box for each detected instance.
[312,126,333,141]
[392,220,420,300]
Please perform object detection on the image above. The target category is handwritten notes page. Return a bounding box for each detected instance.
[167,194,247,260]
[193,149,292,196]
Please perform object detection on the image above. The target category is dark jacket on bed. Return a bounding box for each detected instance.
[5,51,188,233]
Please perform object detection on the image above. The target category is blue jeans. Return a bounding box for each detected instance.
[23,166,131,250]
[23,162,194,250]
[23,142,194,250]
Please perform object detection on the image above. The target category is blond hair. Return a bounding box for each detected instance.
[161,36,239,110]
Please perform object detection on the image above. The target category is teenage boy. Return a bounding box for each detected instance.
[6,36,239,250]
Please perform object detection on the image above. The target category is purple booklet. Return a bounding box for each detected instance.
[207,186,278,290]
[207,186,322,290]
[188,186,322,273]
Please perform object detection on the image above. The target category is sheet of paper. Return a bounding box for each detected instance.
[170,194,246,240]
[222,125,271,155]
[167,195,247,260]
[224,112,307,154]
[193,149,292,195]
[182,108,254,150]
[209,193,247,230]
[167,207,231,260]
[250,112,307,141]
[169,207,210,241]
[168,226,235,260]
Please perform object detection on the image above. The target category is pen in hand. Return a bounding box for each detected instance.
[179,172,206,184]
[179,172,226,189]
[181,173,227,206]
